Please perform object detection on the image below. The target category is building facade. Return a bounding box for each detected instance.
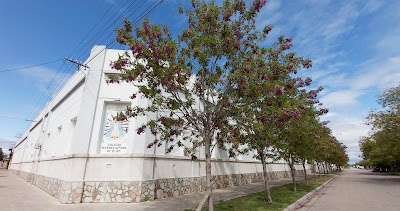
[9,46,311,204]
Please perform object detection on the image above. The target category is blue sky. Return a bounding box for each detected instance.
[0,0,399,163]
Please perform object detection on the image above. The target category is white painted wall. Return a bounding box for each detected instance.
[10,45,312,184]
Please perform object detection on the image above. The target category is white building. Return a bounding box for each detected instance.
[9,46,311,204]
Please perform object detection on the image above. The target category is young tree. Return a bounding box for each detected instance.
[288,108,322,185]
[110,0,278,209]
[225,32,315,200]
[272,84,326,191]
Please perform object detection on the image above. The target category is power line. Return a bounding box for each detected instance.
[30,63,77,120]
[0,115,36,122]
[30,0,164,122]
[73,0,140,61]
[20,0,164,132]
[0,59,63,73]
[68,0,122,57]
[23,0,130,124]
[84,0,164,65]
[25,60,69,121]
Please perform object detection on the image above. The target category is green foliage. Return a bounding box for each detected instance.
[359,85,400,170]
[110,0,348,207]
[360,84,400,171]
[111,1,287,209]
[111,0,278,156]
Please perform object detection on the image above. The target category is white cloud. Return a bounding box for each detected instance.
[321,4,359,40]
[320,91,362,107]
[18,66,72,93]
[257,1,386,164]
[321,111,371,164]
[360,0,383,14]
[104,0,117,5]
[350,56,400,90]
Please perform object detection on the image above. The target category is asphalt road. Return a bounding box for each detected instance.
[299,168,400,211]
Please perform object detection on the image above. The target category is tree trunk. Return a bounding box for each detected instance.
[317,162,322,179]
[204,135,213,211]
[314,163,318,181]
[302,159,308,185]
[289,154,296,192]
[260,152,272,202]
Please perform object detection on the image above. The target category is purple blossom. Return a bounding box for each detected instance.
[143,20,151,35]
[282,43,291,50]
[147,143,154,148]
[130,44,143,54]
[263,25,273,34]
[298,79,304,86]
[305,77,312,86]
[319,108,329,115]
[163,26,170,35]
[226,37,232,45]
[137,127,145,134]
[275,84,283,95]
[302,59,313,68]
[253,0,267,11]
[291,109,300,118]
[223,11,233,21]
[236,43,241,50]
[308,90,317,99]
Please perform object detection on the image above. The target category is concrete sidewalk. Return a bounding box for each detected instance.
[0,168,314,211]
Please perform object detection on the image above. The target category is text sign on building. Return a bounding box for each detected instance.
[100,104,130,154]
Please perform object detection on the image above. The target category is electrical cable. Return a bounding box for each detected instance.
[0,59,63,73]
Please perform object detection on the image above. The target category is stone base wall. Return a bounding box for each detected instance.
[81,169,308,203]
[11,168,309,204]
[82,181,142,203]
[9,169,83,204]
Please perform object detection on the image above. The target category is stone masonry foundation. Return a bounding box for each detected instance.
[10,168,307,204]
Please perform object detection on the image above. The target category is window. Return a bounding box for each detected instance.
[57,126,62,141]
[66,117,77,154]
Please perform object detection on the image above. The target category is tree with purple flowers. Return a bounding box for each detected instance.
[226,34,315,200]
[109,0,283,210]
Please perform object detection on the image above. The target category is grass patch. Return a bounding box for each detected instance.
[213,175,334,211]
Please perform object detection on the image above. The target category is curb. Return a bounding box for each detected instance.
[283,174,337,211]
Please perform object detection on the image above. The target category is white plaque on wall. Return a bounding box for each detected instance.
[100,104,130,154]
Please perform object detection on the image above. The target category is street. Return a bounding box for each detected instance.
[299,168,400,211]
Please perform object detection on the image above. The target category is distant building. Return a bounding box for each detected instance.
[9,46,311,204]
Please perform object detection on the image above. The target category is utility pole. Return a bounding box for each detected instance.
[64,57,89,73]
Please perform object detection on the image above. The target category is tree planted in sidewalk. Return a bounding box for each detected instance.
[110,0,278,209]
[226,35,315,200]
[273,83,326,191]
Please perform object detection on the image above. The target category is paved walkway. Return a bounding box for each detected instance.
[0,168,312,211]
[298,168,400,211]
